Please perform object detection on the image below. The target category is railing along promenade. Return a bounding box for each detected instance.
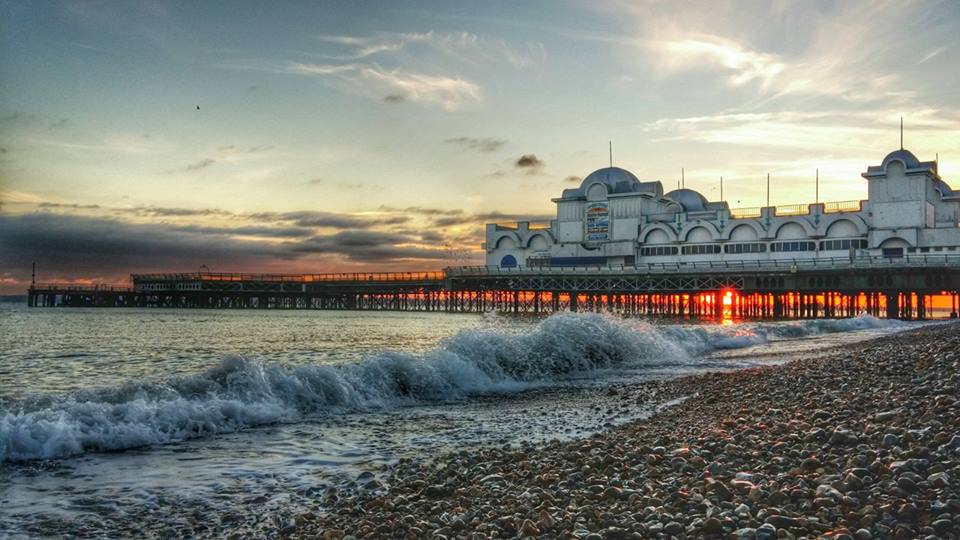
[447,254,960,276]
[26,255,960,319]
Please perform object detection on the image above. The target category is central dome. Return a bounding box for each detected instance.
[580,167,641,194]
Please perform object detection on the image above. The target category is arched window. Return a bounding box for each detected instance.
[500,254,518,268]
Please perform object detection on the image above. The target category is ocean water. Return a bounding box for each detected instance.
[0,303,922,537]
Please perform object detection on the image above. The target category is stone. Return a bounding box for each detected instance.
[703,517,723,533]
[927,472,949,488]
[519,519,540,537]
[663,521,684,536]
[764,515,799,529]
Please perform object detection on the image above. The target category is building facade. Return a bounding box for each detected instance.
[485,148,960,268]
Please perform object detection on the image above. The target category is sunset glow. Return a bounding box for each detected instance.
[2,1,960,294]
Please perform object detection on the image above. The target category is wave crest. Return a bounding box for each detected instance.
[0,312,903,462]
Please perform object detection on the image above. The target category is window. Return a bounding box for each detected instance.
[681,244,721,255]
[819,239,868,251]
[724,242,766,254]
[770,241,816,252]
[640,246,679,256]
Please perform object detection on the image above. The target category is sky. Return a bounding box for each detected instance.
[1,0,959,293]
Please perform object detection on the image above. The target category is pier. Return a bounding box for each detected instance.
[27,255,960,319]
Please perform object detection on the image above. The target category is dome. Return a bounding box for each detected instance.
[580,167,641,194]
[881,149,921,170]
[664,188,708,212]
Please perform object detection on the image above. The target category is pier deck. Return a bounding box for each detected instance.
[27,255,960,319]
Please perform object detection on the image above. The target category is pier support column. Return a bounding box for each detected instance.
[885,291,898,319]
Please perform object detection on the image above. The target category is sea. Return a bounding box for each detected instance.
[0,302,928,537]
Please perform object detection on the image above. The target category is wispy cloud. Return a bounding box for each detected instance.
[918,46,946,65]
[444,137,506,153]
[642,109,960,153]
[315,30,545,68]
[232,60,482,111]
[648,35,784,89]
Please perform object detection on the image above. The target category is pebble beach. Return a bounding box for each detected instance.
[304,322,960,540]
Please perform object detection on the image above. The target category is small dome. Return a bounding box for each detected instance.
[934,178,956,198]
[580,167,641,194]
[664,188,708,212]
[881,149,921,170]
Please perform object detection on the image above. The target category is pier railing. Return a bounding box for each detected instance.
[29,283,133,292]
[448,254,960,277]
[131,271,445,283]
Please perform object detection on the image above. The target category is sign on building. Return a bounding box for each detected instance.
[585,202,609,241]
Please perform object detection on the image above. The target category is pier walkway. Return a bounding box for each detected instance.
[27,255,960,319]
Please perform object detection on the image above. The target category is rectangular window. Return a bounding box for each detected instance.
[641,246,678,256]
[724,242,766,254]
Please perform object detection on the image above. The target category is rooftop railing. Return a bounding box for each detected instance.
[730,207,762,218]
[527,221,552,230]
[774,204,808,216]
[824,200,862,213]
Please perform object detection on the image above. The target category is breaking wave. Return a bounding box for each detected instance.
[0,312,904,462]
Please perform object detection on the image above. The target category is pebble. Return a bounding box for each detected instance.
[295,324,960,540]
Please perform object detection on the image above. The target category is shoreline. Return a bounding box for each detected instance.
[302,323,960,539]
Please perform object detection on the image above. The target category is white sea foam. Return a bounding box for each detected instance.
[0,312,905,462]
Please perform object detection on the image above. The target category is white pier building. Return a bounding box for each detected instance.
[485,148,960,269]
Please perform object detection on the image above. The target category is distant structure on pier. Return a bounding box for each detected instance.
[485,148,960,268]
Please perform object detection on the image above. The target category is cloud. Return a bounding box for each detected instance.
[564,175,582,184]
[377,205,464,217]
[217,145,272,156]
[316,30,544,68]
[0,213,293,278]
[305,178,380,190]
[648,35,784,89]
[292,230,449,262]
[249,210,410,229]
[641,108,960,153]
[38,202,101,210]
[129,206,234,218]
[431,210,552,228]
[515,154,545,174]
[171,158,215,172]
[284,61,481,111]
[444,137,506,153]
[0,210,467,291]
[918,46,946,65]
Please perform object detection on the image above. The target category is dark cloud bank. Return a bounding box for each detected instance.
[0,202,549,291]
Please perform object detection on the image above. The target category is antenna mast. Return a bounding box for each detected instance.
[720,176,723,201]
[816,168,819,204]
[766,173,770,208]
[609,141,612,168]
[900,117,903,150]
[681,168,685,189]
